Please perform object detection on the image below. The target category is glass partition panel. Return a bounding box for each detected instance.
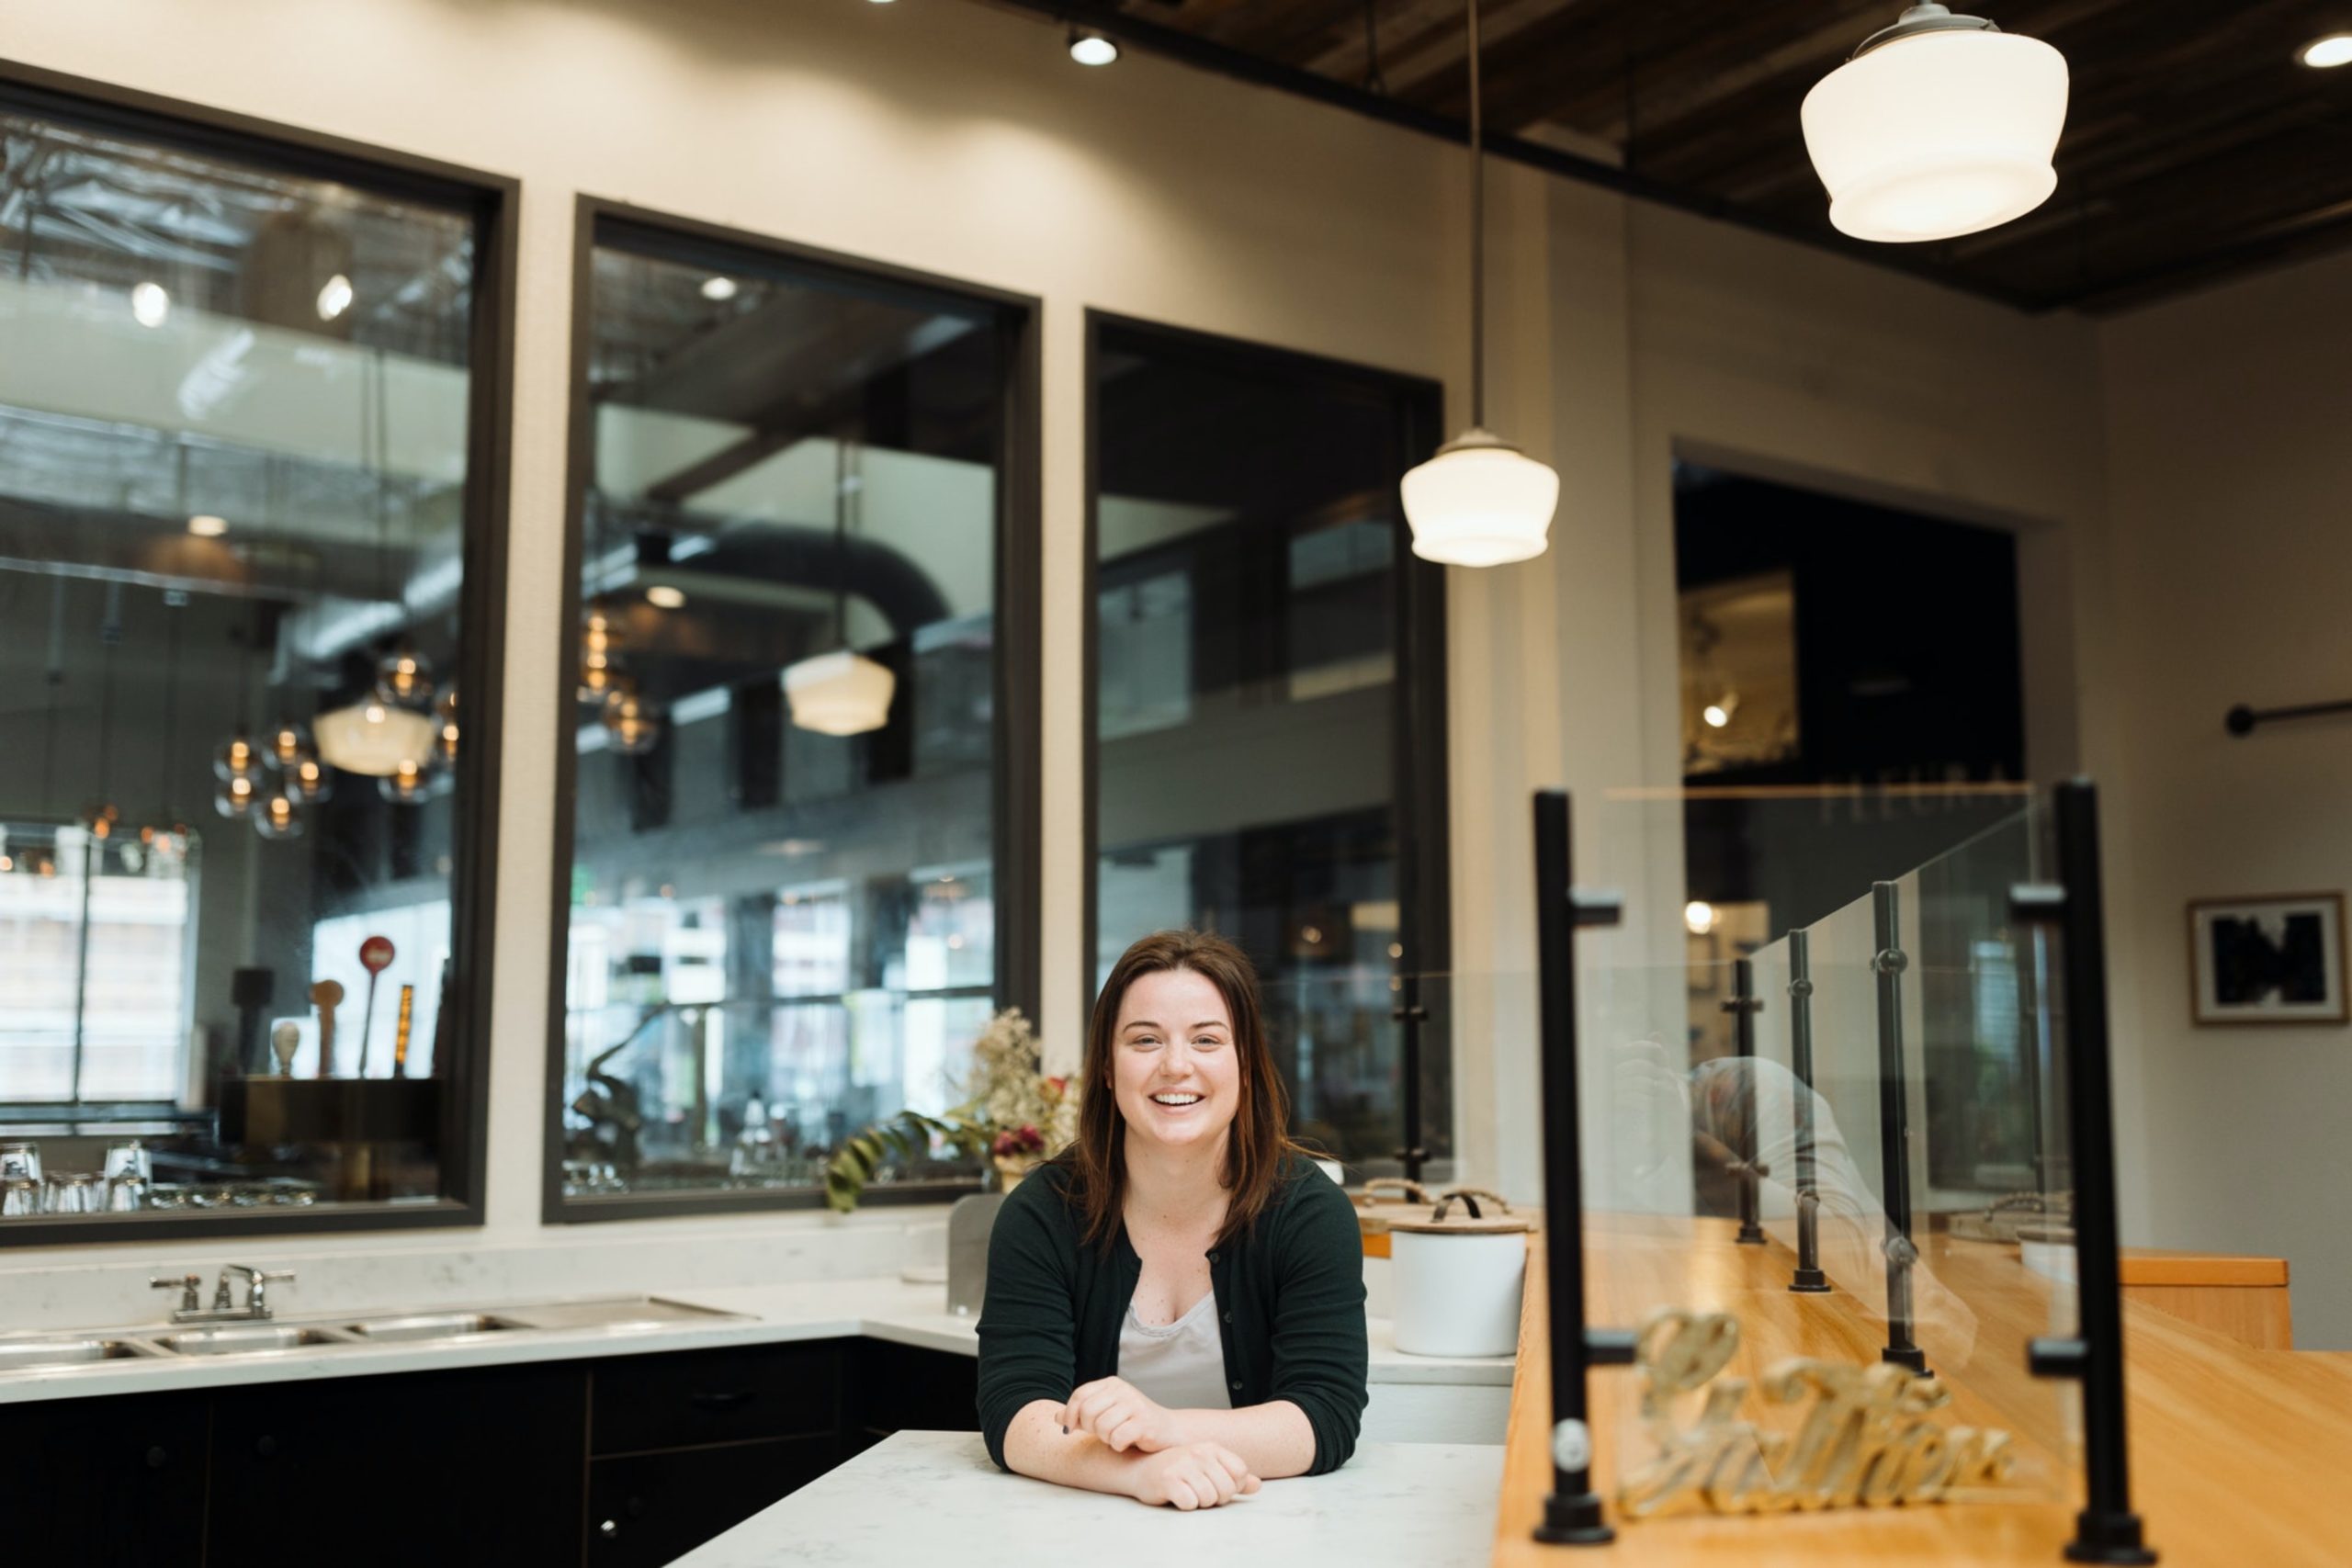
[0,85,505,1238]
[1565,789,2073,1527]
[553,214,1030,1215]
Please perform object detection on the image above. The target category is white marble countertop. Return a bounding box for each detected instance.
[0,1274,1510,1405]
[671,1430,1503,1567]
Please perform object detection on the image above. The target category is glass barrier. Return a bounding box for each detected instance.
[1561,788,2080,1527]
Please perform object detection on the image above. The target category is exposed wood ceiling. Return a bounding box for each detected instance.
[999,0,2352,312]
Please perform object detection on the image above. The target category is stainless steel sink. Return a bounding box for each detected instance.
[155,1324,353,1355]
[0,1337,156,1371]
[344,1311,519,1342]
[495,1296,746,1332]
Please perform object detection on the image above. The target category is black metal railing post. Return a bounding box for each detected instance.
[1531,790,1633,1546]
[1786,928,1831,1293]
[2018,782,2158,1565]
[1871,879,1928,1375]
[1725,957,1767,1245]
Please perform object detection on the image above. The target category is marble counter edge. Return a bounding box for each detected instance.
[1,1280,1510,1404]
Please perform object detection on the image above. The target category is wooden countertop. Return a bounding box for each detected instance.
[1494,1219,2350,1566]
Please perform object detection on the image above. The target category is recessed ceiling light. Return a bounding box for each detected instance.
[1702,703,1731,728]
[317,273,354,321]
[2302,34,2352,68]
[130,281,170,328]
[1069,30,1118,66]
[188,513,228,537]
[1684,900,1718,936]
[646,584,686,609]
[700,276,739,301]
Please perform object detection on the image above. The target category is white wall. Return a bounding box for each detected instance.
[2098,249,2352,1348]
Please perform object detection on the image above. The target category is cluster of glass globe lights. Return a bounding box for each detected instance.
[208,648,459,842]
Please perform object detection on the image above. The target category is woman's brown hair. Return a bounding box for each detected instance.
[1062,930,1309,1252]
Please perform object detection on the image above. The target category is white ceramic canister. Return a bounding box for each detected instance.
[1386,1189,1532,1359]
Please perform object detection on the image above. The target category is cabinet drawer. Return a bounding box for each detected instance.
[591,1341,840,1455]
[588,1434,836,1568]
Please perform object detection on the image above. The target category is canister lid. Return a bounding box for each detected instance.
[1384,1187,1534,1235]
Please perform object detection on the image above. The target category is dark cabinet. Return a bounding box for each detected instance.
[587,1433,836,1568]
[845,1338,980,1456]
[208,1362,586,1568]
[0,1390,209,1568]
[592,1340,840,1455]
[9,1333,966,1565]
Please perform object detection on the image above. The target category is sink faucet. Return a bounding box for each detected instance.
[148,1264,297,1323]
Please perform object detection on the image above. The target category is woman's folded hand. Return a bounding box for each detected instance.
[1061,1375,1183,1453]
[1125,1441,1262,1510]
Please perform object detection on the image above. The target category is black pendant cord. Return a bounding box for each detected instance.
[1464,0,1485,431]
[93,583,122,813]
[831,436,852,652]
[157,595,182,828]
[40,577,65,825]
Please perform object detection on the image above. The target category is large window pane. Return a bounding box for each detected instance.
[555,219,1025,1213]
[0,89,503,1235]
[1088,320,1449,1176]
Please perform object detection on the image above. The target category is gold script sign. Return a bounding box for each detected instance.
[1618,1309,2018,1519]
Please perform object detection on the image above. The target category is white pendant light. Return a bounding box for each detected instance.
[1802,4,2068,244]
[1401,0,1557,569]
[785,440,896,737]
[314,696,435,777]
[784,649,898,737]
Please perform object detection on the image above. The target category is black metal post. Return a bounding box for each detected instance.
[1786,929,1831,1292]
[2020,782,2158,1564]
[1530,790,1625,1545]
[1393,973,1429,1185]
[1725,957,1767,1244]
[1871,879,1928,1375]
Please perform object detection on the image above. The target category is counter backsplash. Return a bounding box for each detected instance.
[0,1205,953,1334]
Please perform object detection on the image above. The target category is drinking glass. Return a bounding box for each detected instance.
[0,1144,41,1184]
[0,1177,39,1217]
[103,1141,153,1183]
[106,1172,149,1212]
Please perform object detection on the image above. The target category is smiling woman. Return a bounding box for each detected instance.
[974,930,1369,1509]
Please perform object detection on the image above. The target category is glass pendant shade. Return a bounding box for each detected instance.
[375,647,435,708]
[288,754,334,803]
[378,759,433,805]
[782,649,895,737]
[579,609,622,702]
[600,687,663,755]
[215,773,257,819]
[255,791,304,840]
[1803,10,2068,243]
[1401,431,1560,568]
[264,720,311,770]
[213,731,262,784]
[313,698,435,777]
[434,685,459,767]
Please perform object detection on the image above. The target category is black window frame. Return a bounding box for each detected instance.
[0,60,519,1246]
[544,197,1043,1224]
[1080,310,1453,1169]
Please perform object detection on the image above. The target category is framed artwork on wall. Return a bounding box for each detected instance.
[2188,893,2347,1026]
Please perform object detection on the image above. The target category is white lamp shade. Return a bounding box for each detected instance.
[1802,29,2067,243]
[783,649,896,737]
[1401,436,1558,568]
[313,699,435,777]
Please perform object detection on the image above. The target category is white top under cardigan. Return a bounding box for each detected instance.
[1116,1288,1234,1412]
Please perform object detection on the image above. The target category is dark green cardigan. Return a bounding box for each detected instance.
[974,1151,1369,1476]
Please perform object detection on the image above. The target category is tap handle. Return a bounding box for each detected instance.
[149,1273,201,1310]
